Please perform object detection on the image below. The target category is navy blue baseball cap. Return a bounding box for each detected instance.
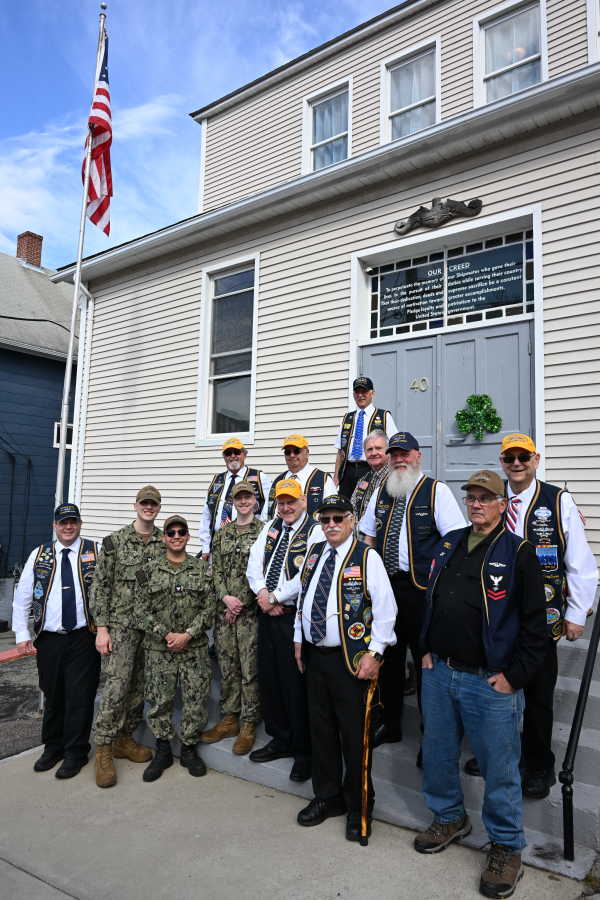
[316,494,354,514]
[54,503,81,522]
[353,376,374,391]
[386,432,420,452]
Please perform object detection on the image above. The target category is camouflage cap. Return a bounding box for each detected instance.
[163,515,189,531]
[136,485,162,504]
[232,480,256,498]
[461,470,504,497]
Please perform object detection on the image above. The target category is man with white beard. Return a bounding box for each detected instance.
[360,433,466,747]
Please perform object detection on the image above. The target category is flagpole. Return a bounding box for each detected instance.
[54,4,107,510]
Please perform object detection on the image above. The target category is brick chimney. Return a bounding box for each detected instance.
[16,231,43,268]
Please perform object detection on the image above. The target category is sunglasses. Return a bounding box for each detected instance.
[224,449,243,457]
[501,452,534,464]
[165,528,188,537]
[284,447,302,455]
[320,514,350,524]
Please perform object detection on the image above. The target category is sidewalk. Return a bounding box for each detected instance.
[0,747,582,900]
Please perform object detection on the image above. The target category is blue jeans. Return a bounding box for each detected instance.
[421,656,525,851]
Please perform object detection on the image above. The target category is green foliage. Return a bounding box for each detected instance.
[455,394,502,442]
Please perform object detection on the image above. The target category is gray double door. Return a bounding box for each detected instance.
[360,321,534,499]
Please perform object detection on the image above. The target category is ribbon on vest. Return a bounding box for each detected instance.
[521,480,567,640]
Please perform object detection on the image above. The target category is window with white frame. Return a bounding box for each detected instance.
[479,2,543,103]
[207,267,255,434]
[53,422,73,450]
[388,47,437,140]
[307,86,349,171]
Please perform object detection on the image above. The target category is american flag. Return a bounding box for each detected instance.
[83,30,112,235]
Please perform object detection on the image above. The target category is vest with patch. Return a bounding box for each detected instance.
[374,475,440,589]
[263,514,317,583]
[299,538,373,677]
[268,469,328,519]
[31,539,98,639]
[339,408,388,478]
[206,468,265,537]
[424,527,527,671]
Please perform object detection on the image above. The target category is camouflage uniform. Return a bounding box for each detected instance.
[90,523,164,745]
[134,555,214,745]
[211,517,263,725]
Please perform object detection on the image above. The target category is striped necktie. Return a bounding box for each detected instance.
[383,495,407,576]
[310,547,336,643]
[61,548,77,632]
[351,410,365,461]
[220,475,236,526]
[266,525,292,591]
[506,496,521,533]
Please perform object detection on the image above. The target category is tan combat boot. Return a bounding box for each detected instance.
[232,722,256,756]
[200,714,239,744]
[95,745,117,788]
[113,734,153,763]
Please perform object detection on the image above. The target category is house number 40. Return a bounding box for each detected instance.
[409,377,429,392]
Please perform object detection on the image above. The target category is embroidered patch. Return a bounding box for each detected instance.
[81,553,95,563]
[33,581,44,600]
[534,506,552,519]
[489,561,506,568]
[348,622,365,640]
[267,529,279,539]
[362,606,373,627]
[343,566,361,578]
[343,613,350,620]
[307,553,319,567]
[536,545,558,571]
[544,584,555,603]
[293,555,304,568]
[546,607,561,625]
[349,596,362,612]
[443,541,451,549]
[487,587,507,602]
[490,575,503,589]
[247,475,258,481]
[357,481,369,490]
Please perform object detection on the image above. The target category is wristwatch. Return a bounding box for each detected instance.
[268,592,278,606]
[367,650,383,662]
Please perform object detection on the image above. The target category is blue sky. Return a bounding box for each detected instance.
[1,0,399,270]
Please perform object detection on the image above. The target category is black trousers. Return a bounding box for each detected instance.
[305,644,372,815]
[380,573,425,734]
[257,612,311,758]
[35,629,100,761]
[339,461,369,502]
[522,638,558,773]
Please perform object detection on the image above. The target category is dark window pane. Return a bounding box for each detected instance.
[466,242,483,253]
[466,312,483,322]
[371,276,379,291]
[485,237,503,248]
[395,260,410,269]
[380,263,395,273]
[448,247,464,258]
[525,261,533,280]
[526,241,533,259]
[486,309,503,319]
[370,313,378,329]
[214,269,254,296]
[212,376,250,433]
[371,295,378,311]
[212,352,252,376]
[381,327,393,336]
[413,256,428,265]
[505,232,523,243]
[526,283,534,301]
[212,291,253,355]
[429,251,444,261]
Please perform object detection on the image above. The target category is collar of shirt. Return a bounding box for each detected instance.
[507,479,536,505]
[270,513,307,538]
[325,533,354,558]
[286,462,313,481]
[354,403,375,418]
[55,537,82,555]
[225,466,247,482]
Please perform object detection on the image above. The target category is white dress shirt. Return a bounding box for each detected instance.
[508,480,598,627]
[359,477,467,572]
[277,462,336,499]
[199,466,272,554]
[334,404,398,461]
[12,538,87,643]
[289,534,397,655]
[246,514,315,603]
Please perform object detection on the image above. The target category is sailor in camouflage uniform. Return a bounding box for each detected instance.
[201,482,263,755]
[134,515,214,781]
[91,485,165,788]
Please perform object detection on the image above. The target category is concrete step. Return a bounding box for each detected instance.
[554,675,600,727]
[557,636,599,677]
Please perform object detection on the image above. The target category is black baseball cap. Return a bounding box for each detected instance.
[316,494,354,514]
[54,503,81,522]
[353,376,374,391]
[386,432,420,452]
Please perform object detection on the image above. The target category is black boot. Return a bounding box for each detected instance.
[143,739,173,782]
[180,744,207,777]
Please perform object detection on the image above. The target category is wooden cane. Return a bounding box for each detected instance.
[360,677,378,846]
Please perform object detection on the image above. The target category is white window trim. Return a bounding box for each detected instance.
[301,77,352,175]
[473,0,548,108]
[195,252,259,447]
[588,0,600,62]
[54,421,74,451]
[379,36,441,145]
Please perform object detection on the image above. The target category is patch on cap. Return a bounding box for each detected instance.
[54,503,81,522]
[353,376,374,391]
[163,514,189,531]
[275,479,302,499]
[386,431,420,452]
[232,480,256,498]
[316,494,354,514]
[461,469,505,497]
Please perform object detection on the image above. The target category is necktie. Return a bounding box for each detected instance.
[266,525,292,591]
[220,475,236,526]
[351,410,365,461]
[383,495,407,576]
[310,547,336,644]
[61,548,77,632]
[506,496,521,533]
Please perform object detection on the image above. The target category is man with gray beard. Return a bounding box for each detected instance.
[360,433,466,747]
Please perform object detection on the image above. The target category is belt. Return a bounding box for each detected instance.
[308,643,341,654]
[443,656,499,677]
[280,605,297,614]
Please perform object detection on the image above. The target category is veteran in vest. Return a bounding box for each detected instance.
[289,494,396,841]
[334,376,397,501]
[246,478,319,782]
[198,436,271,559]
[464,433,598,800]
[12,503,101,779]
[360,432,466,746]
[415,470,547,900]
[134,515,214,781]
[267,433,335,520]
[91,484,165,788]
[350,430,390,524]
[200,481,264,755]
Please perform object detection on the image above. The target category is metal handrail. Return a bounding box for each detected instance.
[559,610,600,860]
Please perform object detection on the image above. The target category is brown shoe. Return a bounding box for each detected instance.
[113,734,153,763]
[95,745,117,788]
[480,843,523,898]
[232,722,256,755]
[200,715,239,744]
[414,815,472,853]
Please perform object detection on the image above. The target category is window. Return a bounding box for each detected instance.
[208,266,255,434]
[302,81,351,173]
[474,2,547,106]
[53,422,73,450]
[384,43,439,142]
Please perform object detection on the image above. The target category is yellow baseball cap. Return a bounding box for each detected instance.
[221,437,245,452]
[275,479,302,499]
[501,433,537,454]
[282,433,308,449]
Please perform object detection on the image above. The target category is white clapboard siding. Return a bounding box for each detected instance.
[201,0,591,212]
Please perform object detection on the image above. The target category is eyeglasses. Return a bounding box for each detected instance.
[165,528,188,537]
[501,452,534,464]
[320,514,351,524]
[463,495,502,506]
[284,447,302,456]
[224,449,242,457]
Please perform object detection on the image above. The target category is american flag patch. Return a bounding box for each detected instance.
[81,553,95,562]
[343,566,361,577]
[268,529,279,539]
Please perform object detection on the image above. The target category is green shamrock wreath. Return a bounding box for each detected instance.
[455,394,502,441]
